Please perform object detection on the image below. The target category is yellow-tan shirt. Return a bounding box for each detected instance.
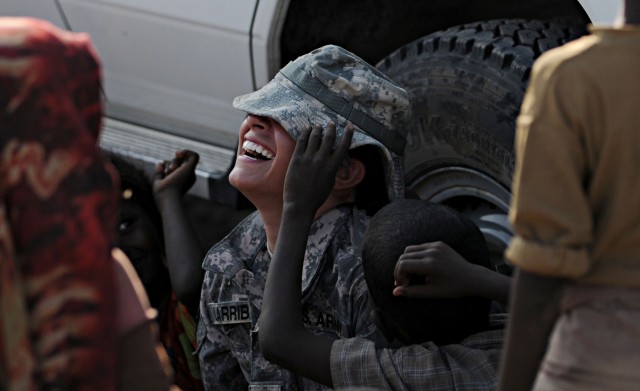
[506,26,640,287]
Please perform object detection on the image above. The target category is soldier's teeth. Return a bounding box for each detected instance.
[242,140,274,160]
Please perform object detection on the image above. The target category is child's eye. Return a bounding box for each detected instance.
[118,218,135,234]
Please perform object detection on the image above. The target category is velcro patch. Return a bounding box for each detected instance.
[209,300,251,325]
[249,384,281,391]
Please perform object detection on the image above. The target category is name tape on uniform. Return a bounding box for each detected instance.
[209,300,251,325]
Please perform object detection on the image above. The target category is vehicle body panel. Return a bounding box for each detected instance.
[60,0,255,150]
[0,0,622,203]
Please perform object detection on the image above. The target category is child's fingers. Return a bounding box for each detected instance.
[393,284,434,298]
[331,123,354,165]
[294,126,312,155]
[402,243,430,254]
[180,150,200,168]
[172,153,184,167]
[394,257,433,283]
[155,161,166,174]
[153,161,166,181]
[339,123,354,152]
[189,150,200,163]
[319,122,337,155]
[306,124,323,152]
[393,285,414,297]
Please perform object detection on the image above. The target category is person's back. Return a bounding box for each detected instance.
[362,199,492,346]
[507,25,640,285]
[0,17,170,391]
[498,3,640,389]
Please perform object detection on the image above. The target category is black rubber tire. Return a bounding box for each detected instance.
[377,19,586,273]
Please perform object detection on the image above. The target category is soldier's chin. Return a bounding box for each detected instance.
[228,168,260,196]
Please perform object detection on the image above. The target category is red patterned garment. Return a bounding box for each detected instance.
[0,18,118,390]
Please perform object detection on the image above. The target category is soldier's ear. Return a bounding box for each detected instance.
[334,157,365,190]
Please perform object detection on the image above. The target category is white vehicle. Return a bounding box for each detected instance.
[1,0,621,272]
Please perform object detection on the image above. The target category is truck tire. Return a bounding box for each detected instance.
[377,19,586,273]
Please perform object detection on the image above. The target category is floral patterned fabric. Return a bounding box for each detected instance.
[0,17,118,390]
[160,294,204,391]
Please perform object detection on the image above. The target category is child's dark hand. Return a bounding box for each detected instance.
[153,149,199,204]
[392,241,481,299]
[283,122,353,213]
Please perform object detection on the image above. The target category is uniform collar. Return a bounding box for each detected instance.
[204,205,356,298]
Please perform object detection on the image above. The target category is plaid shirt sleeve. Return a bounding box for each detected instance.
[330,319,504,391]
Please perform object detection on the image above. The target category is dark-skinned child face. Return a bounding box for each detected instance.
[116,198,171,308]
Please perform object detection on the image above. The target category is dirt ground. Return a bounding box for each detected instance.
[184,195,254,250]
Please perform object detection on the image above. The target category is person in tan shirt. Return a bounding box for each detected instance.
[497,1,640,390]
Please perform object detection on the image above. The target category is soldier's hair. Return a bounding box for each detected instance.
[362,199,492,345]
[350,145,388,216]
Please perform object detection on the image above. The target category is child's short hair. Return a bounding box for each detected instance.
[362,199,492,345]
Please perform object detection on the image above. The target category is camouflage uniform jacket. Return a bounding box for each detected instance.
[196,204,377,390]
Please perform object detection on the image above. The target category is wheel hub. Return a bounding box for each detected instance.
[408,166,514,275]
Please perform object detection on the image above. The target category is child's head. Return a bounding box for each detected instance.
[362,199,492,345]
[108,153,171,309]
[232,45,412,212]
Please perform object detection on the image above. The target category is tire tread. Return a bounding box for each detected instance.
[378,19,588,83]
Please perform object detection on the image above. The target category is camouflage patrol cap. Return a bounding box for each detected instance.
[232,44,412,201]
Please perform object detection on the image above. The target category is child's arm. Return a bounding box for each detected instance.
[497,269,566,391]
[259,123,353,387]
[152,149,205,317]
[393,241,511,305]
